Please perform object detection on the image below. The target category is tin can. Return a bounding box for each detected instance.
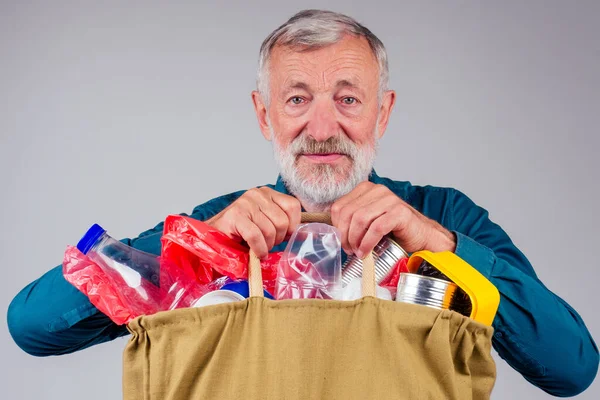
[395,272,458,310]
[414,260,473,316]
[341,236,408,287]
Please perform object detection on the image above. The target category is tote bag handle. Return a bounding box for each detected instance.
[248,212,377,298]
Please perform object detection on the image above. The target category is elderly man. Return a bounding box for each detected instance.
[7,9,598,397]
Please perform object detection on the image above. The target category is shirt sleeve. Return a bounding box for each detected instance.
[450,189,599,397]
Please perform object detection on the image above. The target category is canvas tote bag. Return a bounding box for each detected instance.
[123,213,496,400]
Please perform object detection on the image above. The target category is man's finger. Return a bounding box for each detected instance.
[357,213,397,258]
[249,209,278,252]
[331,186,373,254]
[346,194,399,252]
[270,189,302,236]
[257,200,291,246]
[235,217,269,259]
[347,206,387,253]
[247,187,296,246]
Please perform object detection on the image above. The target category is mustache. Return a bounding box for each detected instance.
[290,135,357,158]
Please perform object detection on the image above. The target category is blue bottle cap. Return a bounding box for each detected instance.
[221,280,274,299]
[77,224,106,254]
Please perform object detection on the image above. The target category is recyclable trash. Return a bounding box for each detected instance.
[64,215,283,323]
[161,215,281,294]
[395,272,458,310]
[64,214,495,326]
[63,245,135,324]
[407,260,472,316]
[64,224,209,324]
[275,223,343,300]
[342,235,408,286]
[403,252,499,326]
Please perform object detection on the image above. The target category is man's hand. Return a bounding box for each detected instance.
[331,182,456,258]
[205,187,302,259]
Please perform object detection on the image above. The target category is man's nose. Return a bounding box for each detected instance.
[305,99,339,142]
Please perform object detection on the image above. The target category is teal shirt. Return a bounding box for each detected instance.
[7,171,598,396]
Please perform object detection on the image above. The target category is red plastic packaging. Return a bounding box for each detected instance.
[63,244,213,324]
[160,215,280,294]
[63,216,282,324]
[380,257,409,288]
[63,245,137,324]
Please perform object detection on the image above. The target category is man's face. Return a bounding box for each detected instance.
[253,34,395,206]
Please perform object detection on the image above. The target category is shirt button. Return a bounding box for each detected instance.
[494,332,503,338]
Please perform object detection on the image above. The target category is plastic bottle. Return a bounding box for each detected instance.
[77,224,206,315]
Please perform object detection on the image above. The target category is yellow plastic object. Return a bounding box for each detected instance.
[406,251,500,326]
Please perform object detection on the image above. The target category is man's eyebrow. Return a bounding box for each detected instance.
[283,81,311,93]
[336,79,366,97]
[335,79,359,89]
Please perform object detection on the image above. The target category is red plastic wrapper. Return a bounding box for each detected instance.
[377,257,409,298]
[379,257,409,288]
[161,215,280,295]
[63,245,138,324]
[63,244,212,325]
[63,216,281,324]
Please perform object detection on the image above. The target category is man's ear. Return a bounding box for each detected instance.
[252,91,272,141]
[376,90,396,139]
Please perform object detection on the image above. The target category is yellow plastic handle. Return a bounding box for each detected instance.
[406,251,500,326]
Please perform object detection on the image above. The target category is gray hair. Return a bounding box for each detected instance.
[257,9,389,106]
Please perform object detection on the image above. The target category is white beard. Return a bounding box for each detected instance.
[271,129,378,209]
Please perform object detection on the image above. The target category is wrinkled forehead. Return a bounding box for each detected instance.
[268,35,380,94]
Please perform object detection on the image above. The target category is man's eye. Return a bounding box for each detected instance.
[342,97,357,105]
[289,96,305,105]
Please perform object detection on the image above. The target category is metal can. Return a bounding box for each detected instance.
[395,272,458,310]
[341,236,408,287]
[414,260,473,316]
